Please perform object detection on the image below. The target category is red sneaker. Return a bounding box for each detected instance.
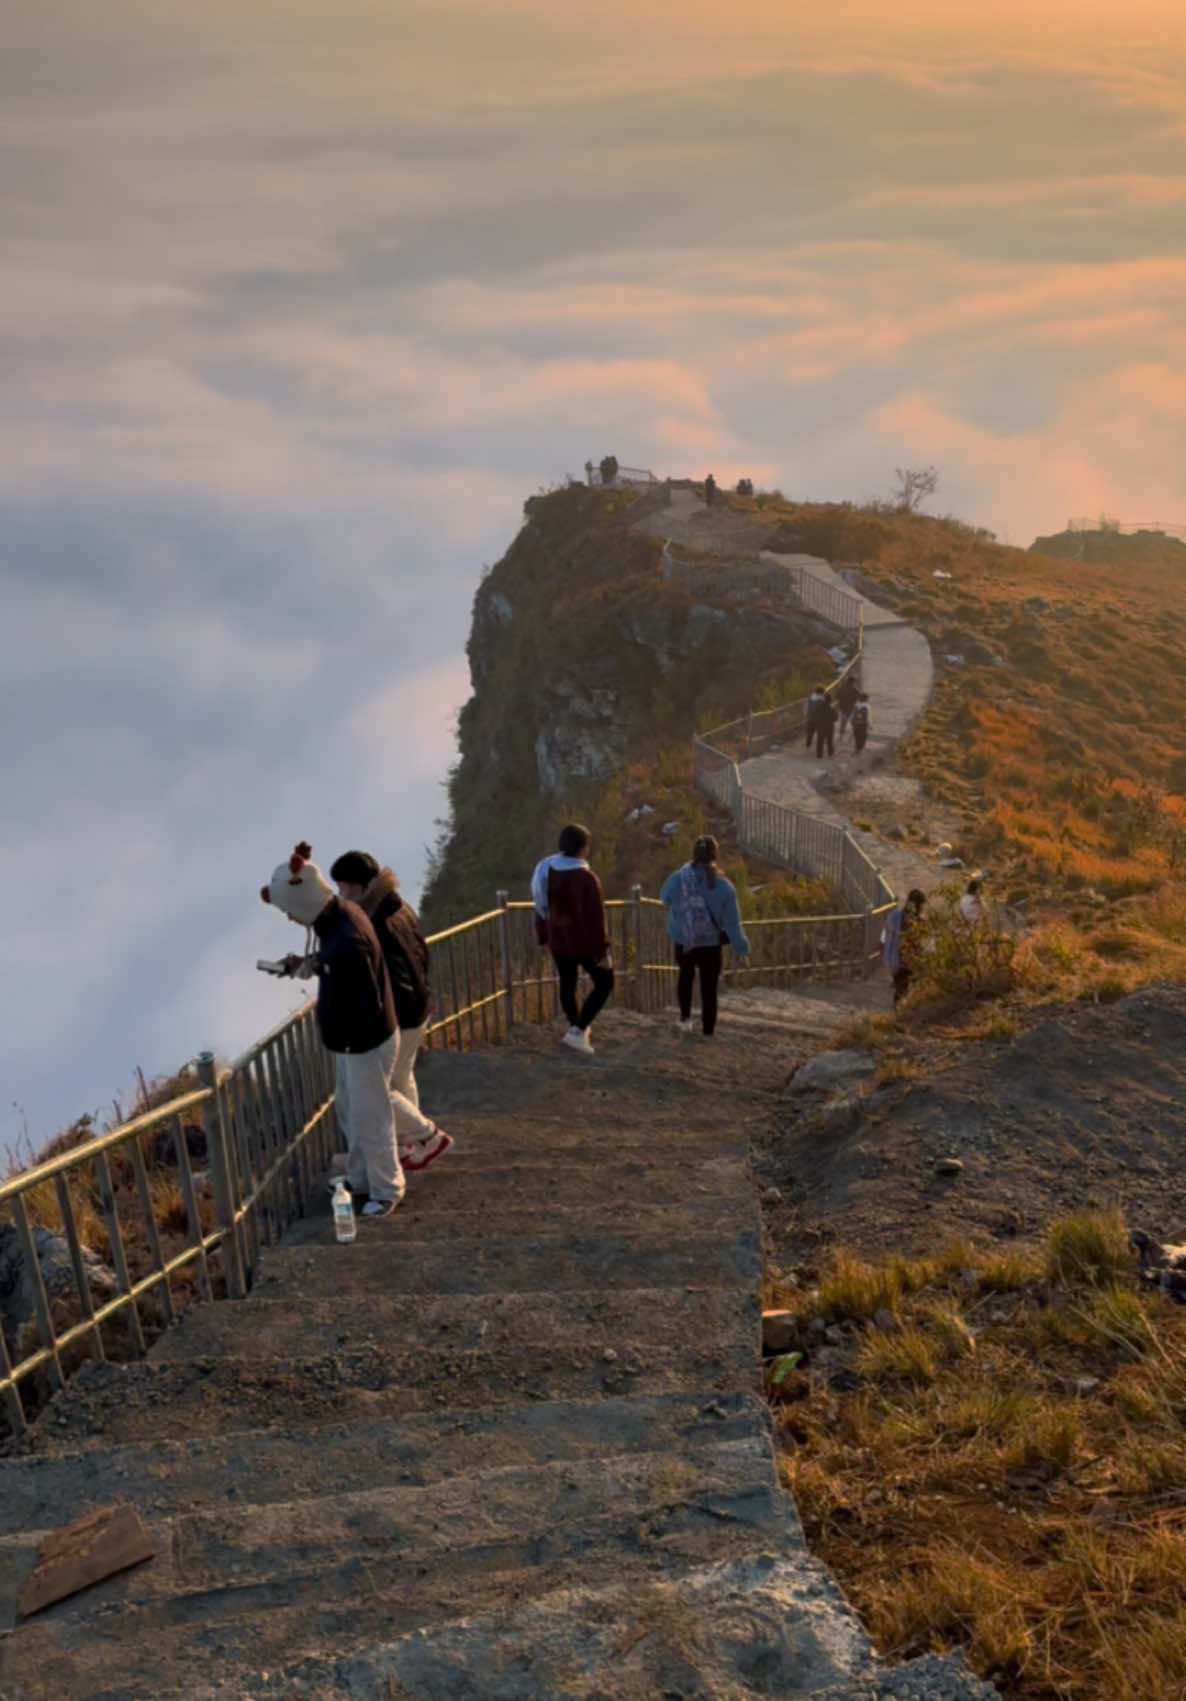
[400,1128,454,1172]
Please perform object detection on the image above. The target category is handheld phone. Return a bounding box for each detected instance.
[256,958,291,976]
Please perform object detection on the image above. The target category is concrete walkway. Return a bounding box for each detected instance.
[635,494,947,903]
[1,1011,995,1700]
[738,550,938,902]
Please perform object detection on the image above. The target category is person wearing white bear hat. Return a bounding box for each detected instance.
[261,841,404,1218]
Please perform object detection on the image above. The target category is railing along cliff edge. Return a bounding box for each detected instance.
[0,882,875,1434]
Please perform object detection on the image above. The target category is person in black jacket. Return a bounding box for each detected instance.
[814,690,837,759]
[261,842,403,1218]
[331,850,451,1173]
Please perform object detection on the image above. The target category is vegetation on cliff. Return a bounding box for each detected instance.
[421,482,840,927]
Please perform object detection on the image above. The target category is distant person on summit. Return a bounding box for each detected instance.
[261,842,403,1218]
[661,835,750,1037]
[531,824,614,1056]
[330,850,452,1173]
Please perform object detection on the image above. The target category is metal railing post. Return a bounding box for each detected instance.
[630,883,643,1010]
[496,889,514,1034]
[198,1051,246,1300]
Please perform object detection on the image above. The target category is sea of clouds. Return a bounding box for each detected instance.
[3,0,1183,1155]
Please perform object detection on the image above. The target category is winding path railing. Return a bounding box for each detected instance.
[663,537,896,933]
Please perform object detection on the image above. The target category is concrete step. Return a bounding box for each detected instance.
[194,1553,880,1701]
[153,1284,759,1364]
[364,1151,751,1209]
[0,1440,793,1700]
[0,1389,767,1534]
[384,1120,751,1169]
[251,1224,761,1300]
[278,1186,754,1250]
[33,1336,760,1448]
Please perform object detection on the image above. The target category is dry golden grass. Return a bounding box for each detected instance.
[715,492,1186,966]
[773,1216,1186,1699]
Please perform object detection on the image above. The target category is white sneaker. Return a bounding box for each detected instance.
[562,1027,595,1056]
[676,1017,694,1036]
[361,1197,401,1220]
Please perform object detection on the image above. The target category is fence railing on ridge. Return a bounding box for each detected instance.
[0,881,879,1437]
[0,524,902,1437]
[663,535,895,933]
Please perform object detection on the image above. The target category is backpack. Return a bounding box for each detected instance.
[678,864,718,949]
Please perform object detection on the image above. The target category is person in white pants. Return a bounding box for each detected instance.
[330,850,452,1173]
[262,841,405,1220]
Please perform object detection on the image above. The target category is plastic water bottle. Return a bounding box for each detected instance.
[332,1178,356,1243]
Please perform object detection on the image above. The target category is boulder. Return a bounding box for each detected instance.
[0,1223,119,1345]
[789,1050,876,1096]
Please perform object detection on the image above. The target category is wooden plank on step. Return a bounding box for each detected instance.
[17,1504,155,1618]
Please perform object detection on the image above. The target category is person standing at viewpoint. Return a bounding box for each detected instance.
[531,823,614,1056]
[330,850,452,1172]
[660,834,750,1038]
[835,674,860,741]
[851,692,870,754]
[814,689,837,759]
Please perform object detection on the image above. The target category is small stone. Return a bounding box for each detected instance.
[939,855,965,869]
[602,1347,618,1363]
[761,1185,783,1206]
[824,1323,846,1346]
[808,1316,829,1339]
[1075,1377,1100,1397]
[872,1308,898,1332]
[935,1156,964,1176]
[762,1310,800,1356]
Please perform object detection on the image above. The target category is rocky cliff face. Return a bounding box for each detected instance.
[423,484,838,924]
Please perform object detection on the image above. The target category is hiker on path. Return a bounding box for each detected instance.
[959,877,985,927]
[851,692,870,754]
[804,686,826,749]
[531,823,614,1057]
[881,887,926,1005]
[814,689,837,759]
[261,842,404,1218]
[330,850,452,1173]
[660,835,751,1038]
[704,472,717,506]
[836,675,860,741]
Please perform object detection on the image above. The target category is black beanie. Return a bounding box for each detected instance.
[329,849,380,886]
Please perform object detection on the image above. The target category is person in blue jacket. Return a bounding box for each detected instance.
[660,835,750,1037]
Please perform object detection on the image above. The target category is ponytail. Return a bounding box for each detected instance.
[692,834,720,889]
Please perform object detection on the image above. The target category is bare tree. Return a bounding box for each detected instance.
[892,465,939,512]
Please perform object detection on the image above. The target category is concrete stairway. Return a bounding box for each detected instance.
[0,1012,995,1700]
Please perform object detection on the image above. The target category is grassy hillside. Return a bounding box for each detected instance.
[688,491,1186,992]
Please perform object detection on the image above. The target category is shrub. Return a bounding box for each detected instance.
[1045,1212,1131,1287]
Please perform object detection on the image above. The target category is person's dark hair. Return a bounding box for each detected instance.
[906,887,926,910]
[330,849,380,887]
[966,877,981,895]
[558,822,591,858]
[692,833,720,888]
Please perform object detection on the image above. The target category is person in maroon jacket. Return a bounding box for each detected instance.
[530,823,614,1056]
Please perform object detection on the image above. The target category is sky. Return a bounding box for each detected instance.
[3,0,1184,1157]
